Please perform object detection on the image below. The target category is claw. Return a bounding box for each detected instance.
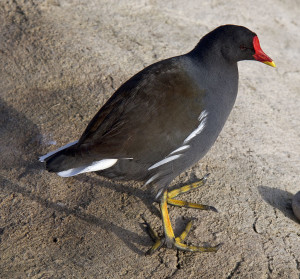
[203,173,211,181]
[208,205,218,212]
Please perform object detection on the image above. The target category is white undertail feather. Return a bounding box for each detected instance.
[39,140,79,162]
[57,159,118,177]
[39,140,119,177]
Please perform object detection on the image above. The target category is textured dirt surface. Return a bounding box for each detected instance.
[0,0,299,278]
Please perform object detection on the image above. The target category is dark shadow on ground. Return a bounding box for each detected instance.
[0,175,150,255]
[0,97,42,174]
[76,174,161,218]
[258,185,298,223]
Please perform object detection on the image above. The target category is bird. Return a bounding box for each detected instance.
[39,24,275,255]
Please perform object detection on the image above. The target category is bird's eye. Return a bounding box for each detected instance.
[240,45,247,51]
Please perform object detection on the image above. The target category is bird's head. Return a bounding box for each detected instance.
[195,25,276,67]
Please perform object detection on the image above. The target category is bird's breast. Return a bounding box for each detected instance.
[182,63,239,161]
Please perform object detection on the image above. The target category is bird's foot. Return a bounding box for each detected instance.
[142,177,221,255]
[142,217,221,255]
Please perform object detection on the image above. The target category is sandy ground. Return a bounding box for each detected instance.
[0,0,299,278]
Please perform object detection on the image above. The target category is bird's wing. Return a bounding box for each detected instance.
[77,57,205,164]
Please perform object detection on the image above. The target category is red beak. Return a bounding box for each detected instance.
[253,36,276,67]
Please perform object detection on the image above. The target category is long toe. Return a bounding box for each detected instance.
[174,241,222,253]
[142,215,165,255]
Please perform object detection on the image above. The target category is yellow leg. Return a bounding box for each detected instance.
[143,174,221,254]
[160,190,175,248]
[161,190,221,252]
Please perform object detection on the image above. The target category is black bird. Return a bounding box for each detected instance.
[40,25,275,254]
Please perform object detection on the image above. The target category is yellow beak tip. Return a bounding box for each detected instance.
[263,61,276,68]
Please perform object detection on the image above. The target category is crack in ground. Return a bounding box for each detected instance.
[282,234,300,273]
[165,250,181,278]
[273,208,279,219]
[252,217,258,233]
[146,255,164,279]
[296,259,300,271]
[267,256,273,274]
[176,249,181,269]
[226,259,243,279]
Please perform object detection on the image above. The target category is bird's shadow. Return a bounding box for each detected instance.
[257,185,299,223]
[75,174,161,218]
[76,171,211,222]
[0,175,151,255]
[0,96,43,172]
[0,97,152,255]
[76,173,211,238]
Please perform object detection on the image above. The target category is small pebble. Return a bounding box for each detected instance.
[292,191,300,221]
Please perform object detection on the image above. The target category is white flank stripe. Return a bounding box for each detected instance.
[169,145,190,155]
[183,122,206,143]
[39,140,79,162]
[57,159,118,177]
[148,154,182,170]
[155,189,164,200]
[145,173,161,186]
[198,110,208,122]
[183,110,208,144]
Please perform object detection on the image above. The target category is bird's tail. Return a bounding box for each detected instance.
[39,140,117,177]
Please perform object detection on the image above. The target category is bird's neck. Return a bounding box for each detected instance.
[188,36,233,68]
